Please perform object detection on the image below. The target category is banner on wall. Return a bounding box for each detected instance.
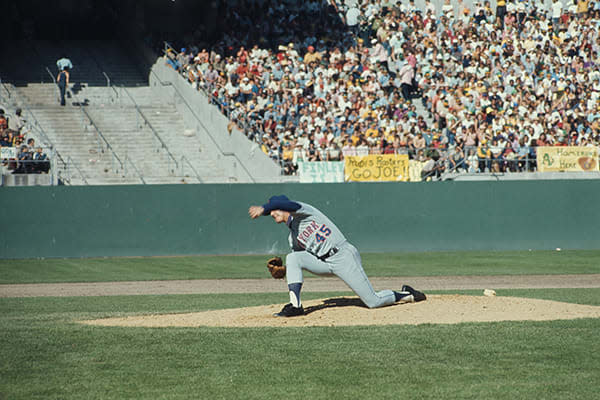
[0,147,17,159]
[298,161,345,183]
[344,154,409,182]
[537,147,599,172]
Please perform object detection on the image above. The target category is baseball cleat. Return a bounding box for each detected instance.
[274,303,305,317]
[401,285,427,302]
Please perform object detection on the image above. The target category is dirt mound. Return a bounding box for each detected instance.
[82,295,600,328]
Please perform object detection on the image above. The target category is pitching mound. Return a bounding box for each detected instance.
[82,295,600,328]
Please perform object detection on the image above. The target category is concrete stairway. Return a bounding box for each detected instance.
[1,40,237,184]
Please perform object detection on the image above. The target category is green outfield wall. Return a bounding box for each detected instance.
[1,181,599,258]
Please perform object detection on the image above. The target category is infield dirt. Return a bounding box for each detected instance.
[82,294,600,328]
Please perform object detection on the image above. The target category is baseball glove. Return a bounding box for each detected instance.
[267,256,286,279]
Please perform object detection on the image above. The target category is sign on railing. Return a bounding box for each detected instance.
[345,154,410,182]
[537,147,599,172]
[1,147,17,159]
[298,161,344,183]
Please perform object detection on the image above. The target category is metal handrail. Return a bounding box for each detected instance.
[44,66,61,104]
[123,155,146,184]
[79,106,124,171]
[65,155,89,185]
[0,77,12,101]
[180,155,203,183]
[102,71,111,87]
[102,71,120,103]
[119,85,179,170]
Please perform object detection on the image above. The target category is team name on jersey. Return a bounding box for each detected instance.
[298,221,331,246]
[298,221,320,244]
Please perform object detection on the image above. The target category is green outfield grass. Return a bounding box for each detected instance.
[1,289,599,400]
[2,250,600,284]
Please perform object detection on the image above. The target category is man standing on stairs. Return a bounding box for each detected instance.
[56,67,70,106]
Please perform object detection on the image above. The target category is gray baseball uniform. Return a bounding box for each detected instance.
[284,201,396,309]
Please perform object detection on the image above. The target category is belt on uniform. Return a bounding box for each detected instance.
[317,247,339,262]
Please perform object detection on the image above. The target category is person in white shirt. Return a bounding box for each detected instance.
[424,0,436,16]
[345,4,360,30]
[552,0,563,25]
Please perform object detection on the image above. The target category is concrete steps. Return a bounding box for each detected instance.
[28,105,123,182]
[1,40,241,184]
[140,105,227,182]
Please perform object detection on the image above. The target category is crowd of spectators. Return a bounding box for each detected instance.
[0,107,50,174]
[166,0,600,177]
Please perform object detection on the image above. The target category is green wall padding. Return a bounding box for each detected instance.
[1,181,599,258]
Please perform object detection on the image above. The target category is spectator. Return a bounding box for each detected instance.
[496,0,507,28]
[13,145,32,174]
[8,108,25,134]
[33,147,50,174]
[56,67,69,106]
[0,109,7,131]
[421,152,442,180]
[477,139,491,172]
[0,130,11,147]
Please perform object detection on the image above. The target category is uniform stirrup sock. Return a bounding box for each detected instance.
[394,291,414,302]
[288,283,302,308]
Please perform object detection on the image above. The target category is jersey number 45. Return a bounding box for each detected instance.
[315,224,331,243]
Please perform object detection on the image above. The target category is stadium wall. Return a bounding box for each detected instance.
[1,181,599,259]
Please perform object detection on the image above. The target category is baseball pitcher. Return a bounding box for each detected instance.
[249,195,426,317]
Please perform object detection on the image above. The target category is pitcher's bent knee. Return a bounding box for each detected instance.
[285,253,303,284]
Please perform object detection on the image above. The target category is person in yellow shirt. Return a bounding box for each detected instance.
[303,46,322,65]
[477,139,491,172]
[384,127,396,144]
[577,0,589,16]
[365,121,379,138]
[282,142,294,162]
[282,142,295,174]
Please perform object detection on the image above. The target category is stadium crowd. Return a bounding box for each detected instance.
[0,107,51,174]
[166,0,600,177]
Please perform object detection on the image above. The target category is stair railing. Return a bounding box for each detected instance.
[123,155,146,184]
[0,77,12,103]
[180,155,203,183]
[102,71,121,105]
[61,155,89,185]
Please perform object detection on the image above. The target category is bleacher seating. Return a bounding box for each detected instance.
[165,0,600,179]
